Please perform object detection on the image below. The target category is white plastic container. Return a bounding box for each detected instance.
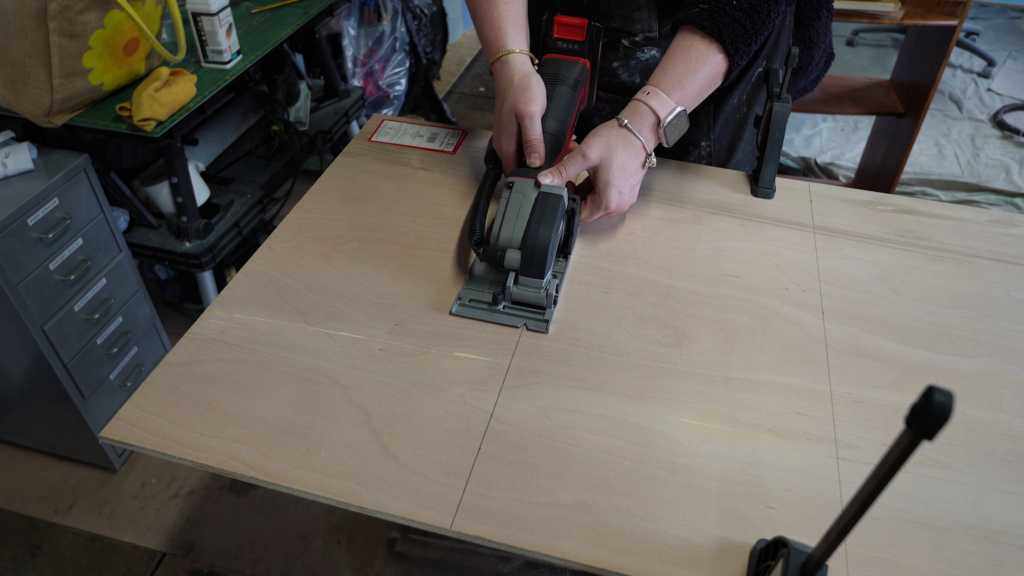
[186,0,242,69]
[138,160,211,216]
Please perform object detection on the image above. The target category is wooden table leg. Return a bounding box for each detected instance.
[851,23,964,193]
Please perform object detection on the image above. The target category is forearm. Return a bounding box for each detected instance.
[465,0,530,59]
[622,25,729,147]
[648,26,729,113]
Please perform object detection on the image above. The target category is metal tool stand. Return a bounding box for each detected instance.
[746,385,954,576]
[161,138,218,305]
[120,86,363,298]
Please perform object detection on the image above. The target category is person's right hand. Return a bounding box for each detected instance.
[491,54,548,174]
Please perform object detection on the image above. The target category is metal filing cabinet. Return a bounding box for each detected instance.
[0,148,170,469]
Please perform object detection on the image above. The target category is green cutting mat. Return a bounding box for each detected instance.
[65,0,336,136]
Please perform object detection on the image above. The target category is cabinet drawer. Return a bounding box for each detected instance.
[68,291,153,399]
[0,171,102,284]
[86,328,166,426]
[44,254,141,363]
[19,216,121,324]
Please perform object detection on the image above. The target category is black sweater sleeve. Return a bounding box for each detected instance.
[664,0,833,99]
[790,0,835,100]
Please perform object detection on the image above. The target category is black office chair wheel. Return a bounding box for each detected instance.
[981,65,995,79]
[846,35,859,47]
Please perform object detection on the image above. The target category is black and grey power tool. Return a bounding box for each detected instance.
[451,15,603,333]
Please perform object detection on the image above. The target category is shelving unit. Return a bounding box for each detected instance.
[792,0,973,192]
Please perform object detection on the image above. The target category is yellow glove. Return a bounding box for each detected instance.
[116,67,197,132]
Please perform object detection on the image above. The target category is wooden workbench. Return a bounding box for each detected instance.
[102,115,1024,576]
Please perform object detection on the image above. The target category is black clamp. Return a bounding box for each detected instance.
[746,385,954,576]
[751,47,799,200]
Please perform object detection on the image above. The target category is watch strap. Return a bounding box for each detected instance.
[632,85,679,123]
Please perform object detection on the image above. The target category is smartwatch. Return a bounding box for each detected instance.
[631,85,690,148]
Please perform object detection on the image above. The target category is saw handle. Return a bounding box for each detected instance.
[533,56,591,170]
[471,54,589,263]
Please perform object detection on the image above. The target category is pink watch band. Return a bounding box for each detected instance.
[631,85,679,124]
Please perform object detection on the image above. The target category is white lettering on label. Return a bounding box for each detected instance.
[97,316,123,346]
[27,198,59,226]
[49,237,83,271]
[110,346,138,381]
[74,277,107,312]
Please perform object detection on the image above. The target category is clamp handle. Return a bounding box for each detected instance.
[800,385,954,576]
[779,47,799,99]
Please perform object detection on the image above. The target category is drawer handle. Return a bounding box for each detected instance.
[83,295,115,320]
[105,331,132,356]
[119,363,146,389]
[37,214,72,240]
[56,257,92,282]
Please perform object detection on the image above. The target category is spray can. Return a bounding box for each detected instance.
[186,0,242,69]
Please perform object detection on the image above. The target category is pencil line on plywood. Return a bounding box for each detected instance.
[207,319,240,328]
[677,418,775,440]
[450,327,524,529]
[809,189,850,576]
[211,311,499,362]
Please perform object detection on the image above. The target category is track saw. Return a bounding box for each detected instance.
[451,15,603,333]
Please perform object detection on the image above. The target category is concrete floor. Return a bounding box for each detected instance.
[0,432,579,576]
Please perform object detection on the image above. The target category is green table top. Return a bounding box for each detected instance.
[62,0,336,137]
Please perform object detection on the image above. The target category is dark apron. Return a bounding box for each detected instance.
[531,1,797,173]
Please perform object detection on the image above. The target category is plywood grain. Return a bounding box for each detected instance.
[102,121,523,530]
[102,116,1024,576]
[450,167,846,576]
[809,182,1024,575]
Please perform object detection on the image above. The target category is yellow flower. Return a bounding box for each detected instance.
[83,0,164,91]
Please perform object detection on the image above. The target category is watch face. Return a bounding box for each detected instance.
[662,108,690,148]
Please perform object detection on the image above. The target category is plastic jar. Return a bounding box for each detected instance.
[186,0,243,69]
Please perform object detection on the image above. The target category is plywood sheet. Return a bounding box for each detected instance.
[809,182,1024,575]
[102,116,1024,576]
[451,167,846,576]
[102,121,522,530]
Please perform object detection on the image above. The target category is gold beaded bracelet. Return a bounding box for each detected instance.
[487,49,539,74]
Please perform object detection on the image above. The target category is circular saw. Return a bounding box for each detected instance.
[451,15,602,333]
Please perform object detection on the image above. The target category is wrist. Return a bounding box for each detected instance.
[490,51,537,80]
[621,100,661,149]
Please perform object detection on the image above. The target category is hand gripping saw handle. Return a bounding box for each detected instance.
[452,15,603,333]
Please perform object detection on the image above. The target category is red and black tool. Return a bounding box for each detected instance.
[451,14,603,333]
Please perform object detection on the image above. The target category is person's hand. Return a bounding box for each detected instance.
[537,100,659,222]
[491,54,548,174]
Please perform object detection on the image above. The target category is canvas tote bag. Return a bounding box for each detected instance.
[0,0,186,127]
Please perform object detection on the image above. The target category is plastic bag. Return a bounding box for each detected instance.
[341,0,410,116]
[397,0,456,123]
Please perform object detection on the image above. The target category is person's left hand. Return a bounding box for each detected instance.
[537,100,659,222]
